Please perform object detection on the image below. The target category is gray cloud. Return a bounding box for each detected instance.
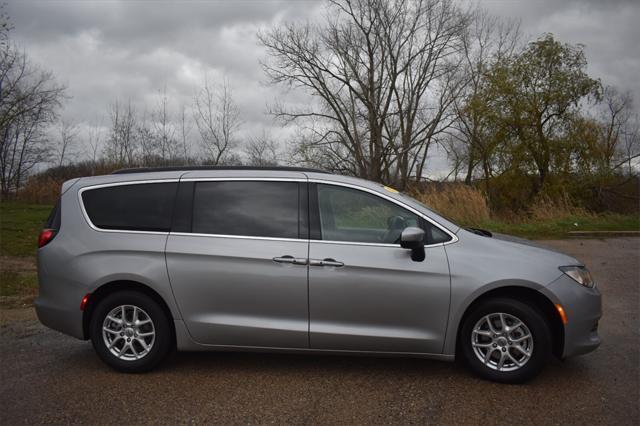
[6,0,640,169]
[480,0,640,101]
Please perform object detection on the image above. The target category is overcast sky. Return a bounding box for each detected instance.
[6,0,640,172]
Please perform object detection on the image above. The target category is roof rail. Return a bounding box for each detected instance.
[112,166,329,175]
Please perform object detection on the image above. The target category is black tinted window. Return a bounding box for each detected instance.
[82,182,177,231]
[424,221,451,244]
[193,181,299,238]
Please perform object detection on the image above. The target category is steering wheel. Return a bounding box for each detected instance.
[381,215,406,244]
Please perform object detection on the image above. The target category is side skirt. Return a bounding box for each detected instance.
[174,320,454,361]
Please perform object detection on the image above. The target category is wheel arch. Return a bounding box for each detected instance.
[82,280,176,348]
[453,285,564,359]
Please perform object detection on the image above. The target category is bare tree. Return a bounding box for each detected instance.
[259,0,470,188]
[0,4,13,50]
[54,119,78,167]
[620,114,639,176]
[193,76,241,165]
[448,9,521,187]
[0,41,65,198]
[151,86,177,162]
[136,112,157,166]
[85,118,104,164]
[104,99,138,165]
[179,103,192,163]
[596,87,638,174]
[244,131,279,166]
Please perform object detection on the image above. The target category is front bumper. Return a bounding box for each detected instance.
[542,274,602,358]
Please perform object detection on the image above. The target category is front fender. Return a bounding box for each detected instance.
[442,279,547,356]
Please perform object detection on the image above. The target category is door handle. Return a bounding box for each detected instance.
[273,256,308,265]
[310,258,344,267]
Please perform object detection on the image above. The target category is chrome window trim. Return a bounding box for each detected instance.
[181,177,306,183]
[170,232,305,243]
[308,179,459,246]
[76,176,458,246]
[170,232,447,249]
[77,179,178,235]
[312,239,446,249]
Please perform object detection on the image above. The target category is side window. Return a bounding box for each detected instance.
[82,182,177,232]
[424,221,452,245]
[192,181,299,239]
[317,184,420,244]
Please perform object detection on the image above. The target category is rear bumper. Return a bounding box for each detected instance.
[34,297,84,339]
[542,274,602,358]
[35,249,87,340]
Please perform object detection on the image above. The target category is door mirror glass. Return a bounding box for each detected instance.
[400,227,425,262]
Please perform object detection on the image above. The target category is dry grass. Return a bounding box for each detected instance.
[18,177,61,204]
[527,193,594,221]
[410,183,601,227]
[410,183,491,226]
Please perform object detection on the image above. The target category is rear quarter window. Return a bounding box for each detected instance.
[81,182,177,232]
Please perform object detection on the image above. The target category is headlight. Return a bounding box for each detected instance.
[559,266,595,288]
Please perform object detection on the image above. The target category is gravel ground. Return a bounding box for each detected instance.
[1,238,638,425]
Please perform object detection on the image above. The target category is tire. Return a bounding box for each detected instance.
[458,297,551,383]
[90,291,172,373]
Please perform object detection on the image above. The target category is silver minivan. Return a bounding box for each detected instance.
[36,167,601,383]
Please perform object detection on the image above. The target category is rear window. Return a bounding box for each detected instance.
[81,182,177,232]
[192,181,299,238]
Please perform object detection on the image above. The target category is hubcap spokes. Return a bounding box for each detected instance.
[102,305,155,361]
[471,312,533,372]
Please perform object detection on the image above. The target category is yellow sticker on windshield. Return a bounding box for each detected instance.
[383,185,399,193]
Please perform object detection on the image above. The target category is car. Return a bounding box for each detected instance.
[35,166,601,383]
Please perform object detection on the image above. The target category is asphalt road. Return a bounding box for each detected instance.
[1,238,638,425]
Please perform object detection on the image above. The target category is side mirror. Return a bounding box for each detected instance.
[400,227,425,262]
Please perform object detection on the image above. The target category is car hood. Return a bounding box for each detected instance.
[490,233,571,255]
[450,229,583,287]
[483,231,580,264]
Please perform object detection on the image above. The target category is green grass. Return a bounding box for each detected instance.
[0,202,53,257]
[476,214,640,239]
[0,270,38,297]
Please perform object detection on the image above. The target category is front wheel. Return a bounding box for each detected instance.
[90,291,172,373]
[459,298,551,383]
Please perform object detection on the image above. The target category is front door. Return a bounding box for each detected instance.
[166,179,309,348]
[308,183,451,354]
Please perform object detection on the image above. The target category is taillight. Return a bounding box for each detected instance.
[38,229,57,248]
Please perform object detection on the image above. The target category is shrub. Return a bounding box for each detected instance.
[409,183,491,226]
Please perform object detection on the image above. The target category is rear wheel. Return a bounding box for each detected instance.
[459,298,551,383]
[90,291,171,373]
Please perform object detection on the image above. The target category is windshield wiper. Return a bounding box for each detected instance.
[467,227,493,237]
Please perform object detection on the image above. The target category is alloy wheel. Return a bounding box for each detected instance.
[471,312,534,372]
[102,305,156,361]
